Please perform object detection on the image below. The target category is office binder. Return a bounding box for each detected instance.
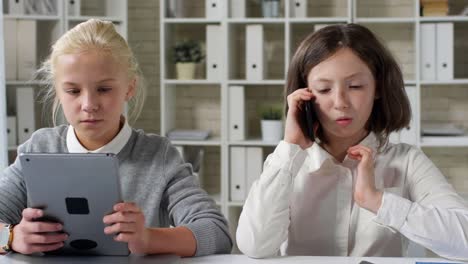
[436,23,453,80]
[246,25,265,81]
[17,20,37,80]
[8,0,24,14]
[67,0,81,16]
[206,25,224,81]
[400,86,418,145]
[228,86,246,141]
[230,147,246,202]
[230,0,245,18]
[205,0,224,19]
[420,23,436,81]
[7,116,17,147]
[16,87,36,144]
[4,20,17,80]
[291,0,307,18]
[246,147,263,196]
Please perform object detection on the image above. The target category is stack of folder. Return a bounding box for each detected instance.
[421,0,449,16]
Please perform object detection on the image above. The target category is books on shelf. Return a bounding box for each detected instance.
[421,0,449,16]
[167,129,211,141]
[13,0,58,15]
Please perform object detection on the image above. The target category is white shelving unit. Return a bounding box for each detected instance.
[160,0,468,255]
[1,0,127,164]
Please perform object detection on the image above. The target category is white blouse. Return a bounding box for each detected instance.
[236,132,468,260]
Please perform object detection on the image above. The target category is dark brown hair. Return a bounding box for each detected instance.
[285,23,411,147]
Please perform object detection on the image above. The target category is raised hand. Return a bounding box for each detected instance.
[347,145,383,213]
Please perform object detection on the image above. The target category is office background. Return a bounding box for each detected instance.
[1,0,468,256]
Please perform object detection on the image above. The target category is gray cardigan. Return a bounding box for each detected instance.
[0,125,232,256]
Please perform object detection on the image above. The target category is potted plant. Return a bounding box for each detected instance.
[260,104,283,142]
[173,39,203,80]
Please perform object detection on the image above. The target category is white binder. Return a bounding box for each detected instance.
[230,147,246,202]
[228,86,246,141]
[291,0,307,18]
[246,25,265,81]
[67,0,81,16]
[436,23,453,80]
[205,0,224,19]
[206,25,224,81]
[7,116,17,147]
[400,86,418,146]
[246,147,263,197]
[8,0,24,14]
[230,0,245,18]
[4,20,17,80]
[420,23,436,81]
[17,20,37,80]
[16,87,36,144]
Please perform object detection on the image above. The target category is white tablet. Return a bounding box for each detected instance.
[20,153,129,256]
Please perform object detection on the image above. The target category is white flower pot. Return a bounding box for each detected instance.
[261,120,283,142]
[176,63,196,80]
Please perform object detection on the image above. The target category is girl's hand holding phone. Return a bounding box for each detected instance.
[285,88,316,149]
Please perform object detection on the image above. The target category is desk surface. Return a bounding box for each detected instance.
[0,254,464,264]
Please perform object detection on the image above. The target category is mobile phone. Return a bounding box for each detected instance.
[303,100,317,141]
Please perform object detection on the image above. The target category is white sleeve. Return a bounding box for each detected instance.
[236,141,308,258]
[373,148,468,261]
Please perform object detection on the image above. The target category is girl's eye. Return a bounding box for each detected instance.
[350,85,362,89]
[317,88,331,94]
[66,89,80,94]
[98,87,112,92]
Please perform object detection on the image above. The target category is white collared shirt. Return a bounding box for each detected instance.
[236,133,468,260]
[66,119,132,154]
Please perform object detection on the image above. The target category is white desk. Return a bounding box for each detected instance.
[0,254,464,264]
[181,255,465,264]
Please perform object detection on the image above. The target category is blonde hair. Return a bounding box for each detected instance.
[37,18,146,126]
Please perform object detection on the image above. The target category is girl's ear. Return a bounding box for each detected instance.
[125,78,137,101]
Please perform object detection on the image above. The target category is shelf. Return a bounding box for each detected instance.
[4,14,60,20]
[420,79,468,86]
[355,17,416,23]
[68,16,124,23]
[170,137,221,146]
[228,80,285,85]
[6,80,48,86]
[163,18,221,24]
[228,18,286,24]
[164,79,221,85]
[289,17,349,24]
[405,80,417,86]
[420,136,468,147]
[229,139,279,147]
[419,16,468,22]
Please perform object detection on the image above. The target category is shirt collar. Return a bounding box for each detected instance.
[66,118,132,154]
[306,132,379,170]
